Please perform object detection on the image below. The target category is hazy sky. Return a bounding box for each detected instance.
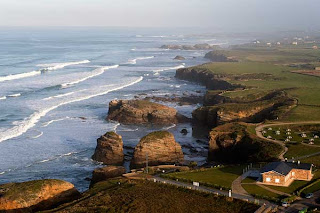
[1,0,320,31]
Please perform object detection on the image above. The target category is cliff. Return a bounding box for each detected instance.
[175,67,238,90]
[204,51,237,62]
[193,91,297,127]
[92,132,124,165]
[131,131,184,168]
[0,179,80,212]
[208,123,283,163]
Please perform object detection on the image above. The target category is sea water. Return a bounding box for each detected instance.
[0,27,249,191]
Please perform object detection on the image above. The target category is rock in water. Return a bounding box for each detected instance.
[132,131,184,168]
[90,166,126,186]
[0,179,80,211]
[107,100,184,125]
[92,132,124,165]
[174,55,186,60]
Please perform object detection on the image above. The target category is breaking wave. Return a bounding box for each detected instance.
[153,63,185,75]
[0,76,143,143]
[126,56,154,65]
[0,60,90,83]
[61,65,119,88]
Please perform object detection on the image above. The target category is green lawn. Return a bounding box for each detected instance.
[266,180,310,195]
[242,184,283,200]
[165,165,245,189]
[262,127,320,145]
[241,177,257,184]
[301,155,320,166]
[284,143,320,159]
[301,180,320,195]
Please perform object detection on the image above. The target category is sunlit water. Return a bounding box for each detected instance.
[0,27,249,191]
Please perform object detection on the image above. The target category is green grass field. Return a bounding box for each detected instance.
[242,184,283,200]
[284,143,320,159]
[196,45,320,122]
[266,181,309,195]
[165,165,245,189]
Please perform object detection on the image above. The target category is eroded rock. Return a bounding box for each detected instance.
[92,132,124,165]
[107,100,185,125]
[0,179,80,212]
[132,131,184,168]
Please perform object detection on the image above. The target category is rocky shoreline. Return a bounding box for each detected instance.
[0,48,288,212]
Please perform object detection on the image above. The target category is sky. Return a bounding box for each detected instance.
[1,0,320,31]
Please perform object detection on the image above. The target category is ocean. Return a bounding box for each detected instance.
[0,27,249,191]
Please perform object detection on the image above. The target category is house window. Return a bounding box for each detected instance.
[275,179,280,183]
[292,172,295,176]
[266,178,271,182]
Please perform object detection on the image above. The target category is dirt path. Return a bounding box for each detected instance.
[255,121,320,160]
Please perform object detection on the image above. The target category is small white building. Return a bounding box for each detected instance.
[276,131,281,135]
[301,133,307,138]
[267,135,272,139]
[268,128,273,131]
[292,42,298,45]
[314,135,319,139]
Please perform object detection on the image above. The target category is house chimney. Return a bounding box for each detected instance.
[298,161,300,165]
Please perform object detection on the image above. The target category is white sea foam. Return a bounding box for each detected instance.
[127,56,154,65]
[0,77,143,143]
[30,131,43,139]
[39,159,50,163]
[0,60,90,83]
[43,92,75,100]
[0,70,41,82]
[42,117,70,127]
[0,171,5,175]
[7,93,21,97]
[37,60,90,71]
[61,65,119,88]
[153,64,185,75]
[0,96,7,100]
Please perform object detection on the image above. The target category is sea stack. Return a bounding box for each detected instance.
[92,132,124,165]
[107,99,183,125]
[132,131,184,168]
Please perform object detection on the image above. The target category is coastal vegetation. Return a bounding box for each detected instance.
[45,179,258,213]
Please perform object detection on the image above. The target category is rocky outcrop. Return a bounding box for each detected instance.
[161,43,219,50]
[132,131,184,168]
[92,132,124,165]
[107,100,186,125]
[175,67,239,90]
[0,179,80,212]
[174,55,186,60]
[208,123,283,163]
[193,91,297,128]
[204,51,237,62]
[90,166,126,186]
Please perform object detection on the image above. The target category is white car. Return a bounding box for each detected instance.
[282,202,290,207]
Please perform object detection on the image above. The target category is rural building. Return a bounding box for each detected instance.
[260,161,312,187]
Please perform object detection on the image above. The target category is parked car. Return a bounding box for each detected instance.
[305,193,314,199]
[282,201,290,207]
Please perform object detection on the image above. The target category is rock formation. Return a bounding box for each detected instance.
[208,123,282,163]
[161,43,219,50]
[107,100,186,125]
[132,131,184,167]
[175,67,238,90]
[92,132,124,165]
[0,179,80,212]
[174,55,186,60]
[90,166,126,186]
[204,51,237,62]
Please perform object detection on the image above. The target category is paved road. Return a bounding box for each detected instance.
[284,190,320,213]
[232,171,251,196]
[151,176,278,209]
